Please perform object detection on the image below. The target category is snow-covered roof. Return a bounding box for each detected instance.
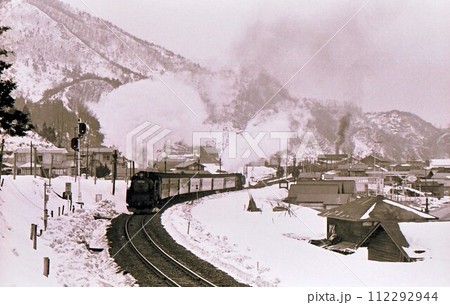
[15,147,68,154]
[399,222,450,260]
[319,195,438,221]
[429,159,450,168]
[19,162,41,168]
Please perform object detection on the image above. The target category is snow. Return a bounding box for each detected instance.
[2,173,450,289]
[360,203,376,220]
[0,175,135,286]
[162,185,450,287]
[382,199,436,219]
[399,222,450,261]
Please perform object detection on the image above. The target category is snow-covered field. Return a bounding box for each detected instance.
[162,185,450,287]
[1,174,450,304]
[0,175,135,287]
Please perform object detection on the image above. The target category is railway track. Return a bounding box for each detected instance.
[124,214,216,287]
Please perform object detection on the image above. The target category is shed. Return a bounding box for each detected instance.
[319,195,438,245]
[358,221,450,262]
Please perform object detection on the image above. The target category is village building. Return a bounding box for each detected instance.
[429,159,450,169]
[360,155,393,170]
[337,163,369,177]
[358,221,450,262]
[13,147,70,176]
[287,180,356,210]
[317,195,438,260]
[173,160,207,174]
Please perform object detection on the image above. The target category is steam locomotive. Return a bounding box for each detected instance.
[126,171,245,213]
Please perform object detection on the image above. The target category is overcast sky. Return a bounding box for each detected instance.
[61,0,450,128]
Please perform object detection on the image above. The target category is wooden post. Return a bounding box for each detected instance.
[33,146,37,178]
[43,183,48,231]
[49,154,53,185]
[0,138,4,183]
[30,224,35,240]
[43,257,50,277]
[30,142,33,176]
[86,143,89,178]
[13,152,17,180]
[33,224,37,250]
[58,207,60,216]
[112,150,117,195]
[62,205,65,215]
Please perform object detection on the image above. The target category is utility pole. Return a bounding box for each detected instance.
[33,146,37,178]
[13,152,17,180]
[30,141,33,176]
[112,150,117,195]
[43,183,49,230]
[49,154,53,185]
[0,139,4,182]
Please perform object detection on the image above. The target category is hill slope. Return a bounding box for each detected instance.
[1,0,449,162]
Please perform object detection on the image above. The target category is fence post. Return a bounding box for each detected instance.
[30,224,35,240]
[33,224,37,250]
[43,257,50,277]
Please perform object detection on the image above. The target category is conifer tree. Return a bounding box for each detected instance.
[1,26,34,178]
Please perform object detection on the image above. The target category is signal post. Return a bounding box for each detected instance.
[71,119,87,207]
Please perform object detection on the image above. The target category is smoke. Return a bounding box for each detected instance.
[335,113,352,154]
[230,1,450,127]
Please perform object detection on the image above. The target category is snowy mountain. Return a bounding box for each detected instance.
[2,0,449,162]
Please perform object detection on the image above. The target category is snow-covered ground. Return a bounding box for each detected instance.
[162,185,450,287]
[2,174,450,291]
[0,175,135,287]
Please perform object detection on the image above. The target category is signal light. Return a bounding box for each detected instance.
[78,122,87,137]
[71,137,79,151]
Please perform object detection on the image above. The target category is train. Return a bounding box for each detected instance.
[126,171,246,213]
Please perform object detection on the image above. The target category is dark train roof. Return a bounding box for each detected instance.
[132,171,242,179]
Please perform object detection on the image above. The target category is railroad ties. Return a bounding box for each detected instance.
[124,215,216,287]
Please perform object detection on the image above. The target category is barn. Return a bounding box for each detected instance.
[318,195,438,255]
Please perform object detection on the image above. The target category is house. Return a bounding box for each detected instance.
[14,147,70,176]
[360,155,392,170]
[430,171,450,196]
[429,159,450,169]
[358,221,450,262]
[297,172,322,181]
[77,147,129,179]
[287,180,356,210]
[411,181,445,199]
[337,163,368,176]
[173,160,206,174]
[408,169,433,180]
[318,195,438,254]
[331,176,384,195]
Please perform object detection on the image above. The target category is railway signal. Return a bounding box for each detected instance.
[71,137,79,151]
[78,122,87,137]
